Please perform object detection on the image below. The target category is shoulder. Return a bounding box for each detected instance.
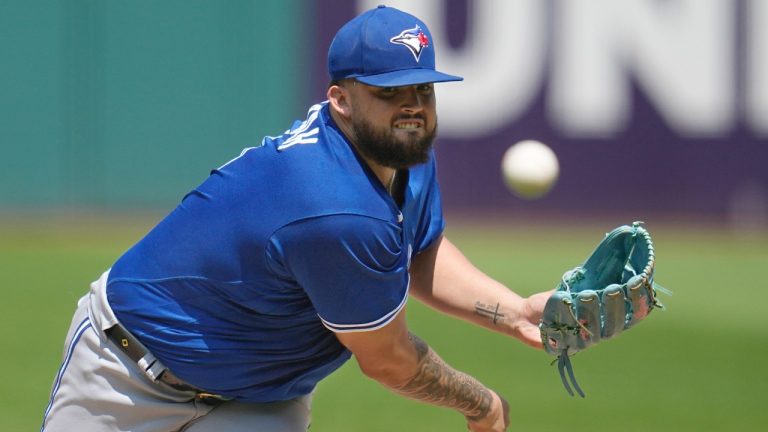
[267,214,410,332]
[271,214,401,255]
[266,213,403,275]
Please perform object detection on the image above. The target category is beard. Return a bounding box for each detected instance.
[350,114,437,169]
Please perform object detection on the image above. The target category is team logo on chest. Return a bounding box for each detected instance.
[389,25,430,62]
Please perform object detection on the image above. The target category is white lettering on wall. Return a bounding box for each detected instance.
[551,0,734,137]
[358,0,762,139]
[359,0,545,138]
[748,0,768,135]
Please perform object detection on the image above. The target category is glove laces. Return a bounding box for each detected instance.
[557,349,585,398]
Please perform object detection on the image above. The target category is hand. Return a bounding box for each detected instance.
[511,290,553,349]
[466,391,510,432]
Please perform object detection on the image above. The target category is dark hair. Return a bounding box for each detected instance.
[328,78,357,89]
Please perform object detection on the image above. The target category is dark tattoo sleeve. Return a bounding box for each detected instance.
[391,333,493,421]
[474,301,506,325]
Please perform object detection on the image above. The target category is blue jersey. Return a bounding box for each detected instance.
[106,102,445,403]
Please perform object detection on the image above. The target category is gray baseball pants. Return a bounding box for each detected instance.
[41,272,313,432]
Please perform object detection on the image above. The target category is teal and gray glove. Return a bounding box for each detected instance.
[539,222,668,397]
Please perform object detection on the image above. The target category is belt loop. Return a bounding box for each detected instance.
[137,352,166,381]
[104,323,230,402]
[104,324,168,383]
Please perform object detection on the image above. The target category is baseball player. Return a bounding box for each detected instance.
[41,6,550,432]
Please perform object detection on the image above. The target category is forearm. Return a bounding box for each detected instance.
[427,275,522,335]
[410,237,525,337]
[337,312,500,424]
[390,332,493,421]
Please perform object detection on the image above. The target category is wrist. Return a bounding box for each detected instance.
[505,297,529,336]
[466,390,509,430]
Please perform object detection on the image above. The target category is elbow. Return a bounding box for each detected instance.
[355,351,417,388]
[356,358,404,386]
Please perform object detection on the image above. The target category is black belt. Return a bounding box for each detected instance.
[104,324,229,404]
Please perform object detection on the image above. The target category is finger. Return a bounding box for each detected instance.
[574,289,601,349]
[540,291,578,354]
[625,275,652,328]
[601,283,626,338]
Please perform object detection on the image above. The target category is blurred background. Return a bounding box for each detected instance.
[2,0,766,431]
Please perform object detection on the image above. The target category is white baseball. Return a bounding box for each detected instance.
[501,140,559,199]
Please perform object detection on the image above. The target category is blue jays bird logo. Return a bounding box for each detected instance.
[389,25,430,62]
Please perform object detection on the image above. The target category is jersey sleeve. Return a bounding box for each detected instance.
[266,214,408,333]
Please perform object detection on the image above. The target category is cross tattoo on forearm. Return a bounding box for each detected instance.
[474,302,506,325]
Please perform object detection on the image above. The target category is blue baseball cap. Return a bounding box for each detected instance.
[328,5,463,87]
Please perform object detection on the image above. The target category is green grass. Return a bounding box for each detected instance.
[4,216,767,431]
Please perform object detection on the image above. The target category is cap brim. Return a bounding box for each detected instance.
[355,68,463,87]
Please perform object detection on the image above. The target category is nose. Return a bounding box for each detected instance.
[400,86,424,114]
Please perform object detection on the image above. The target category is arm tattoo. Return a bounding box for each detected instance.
[392,333,493,421]
[474,301,506,325]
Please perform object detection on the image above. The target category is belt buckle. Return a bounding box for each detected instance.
[195,392,227,405]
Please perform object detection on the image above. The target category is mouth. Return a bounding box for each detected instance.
[393,118,425,130]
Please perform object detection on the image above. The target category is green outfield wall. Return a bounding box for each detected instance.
[0,0,307,208]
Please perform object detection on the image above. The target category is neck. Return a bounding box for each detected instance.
[362,153,397,191]
[329,105,396,189]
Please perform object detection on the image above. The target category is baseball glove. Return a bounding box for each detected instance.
[539,221,668,397]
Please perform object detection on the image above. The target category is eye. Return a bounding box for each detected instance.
[372,86,399,100]
[416,84,434,94]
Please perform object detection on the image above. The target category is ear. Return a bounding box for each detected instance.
[327,84,352,118]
